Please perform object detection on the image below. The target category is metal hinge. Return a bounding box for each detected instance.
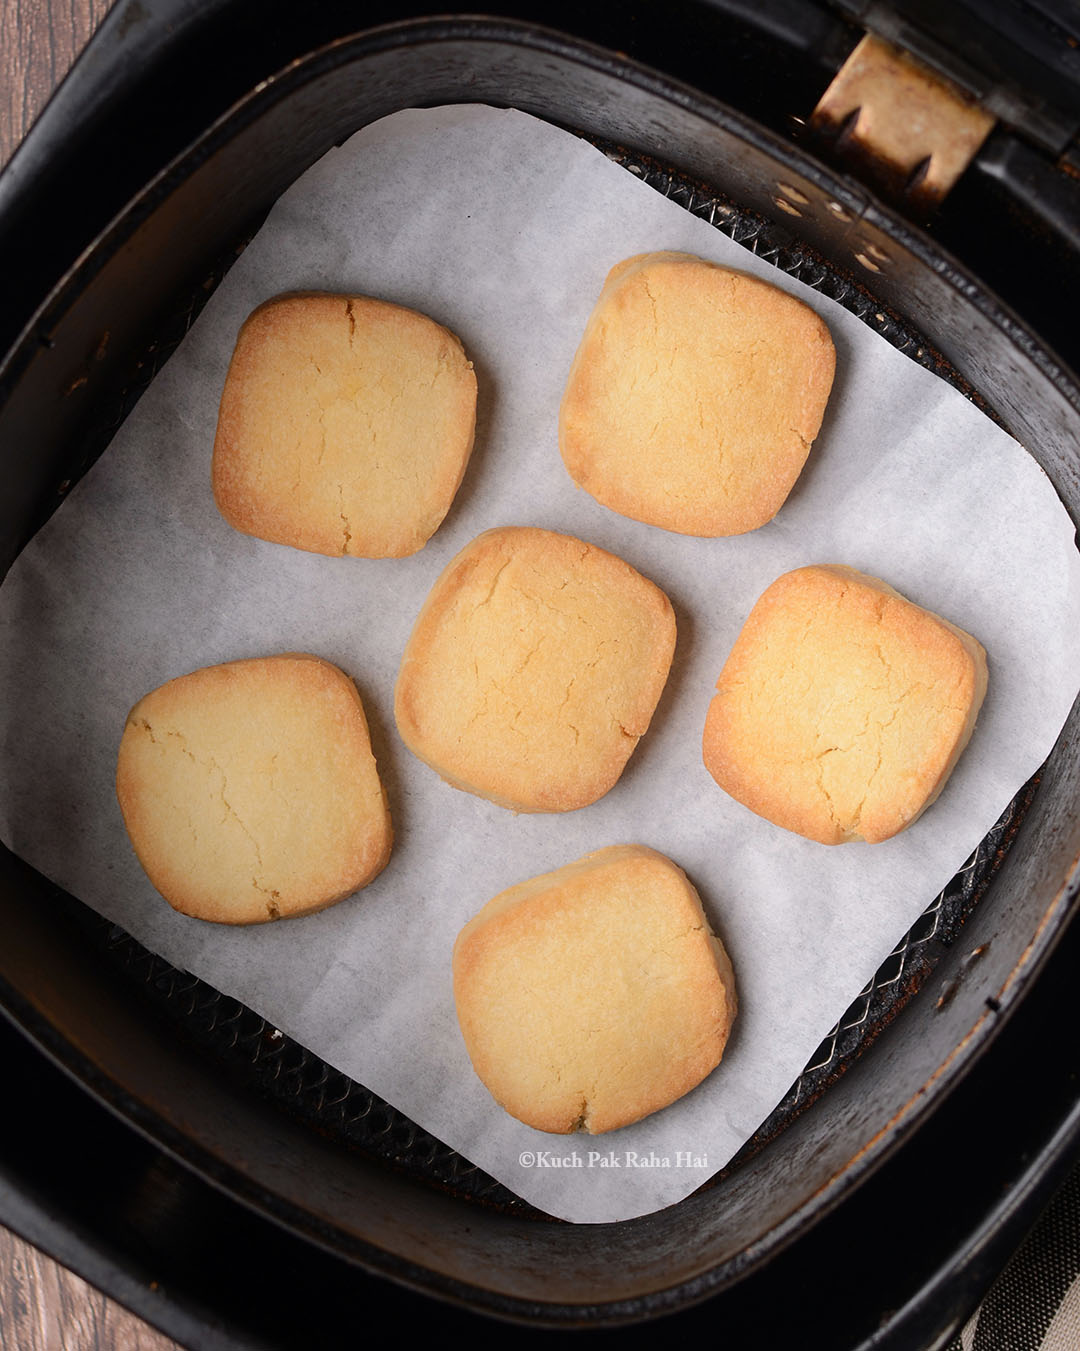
[810,33,996,211]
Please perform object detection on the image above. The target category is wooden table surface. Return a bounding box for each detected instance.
[1,0,111,160]
[0,13,183,1351]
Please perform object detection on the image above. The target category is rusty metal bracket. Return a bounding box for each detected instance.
[811,33,996,212]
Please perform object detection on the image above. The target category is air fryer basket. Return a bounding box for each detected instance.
[2,3,1079,1335]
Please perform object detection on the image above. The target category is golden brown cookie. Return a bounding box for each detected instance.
[212,293,477,558]
[702,565,988,844]
[453,845,737,1134]
[559,252,835,536]
[394,526,676,812]
[116,654,392,923]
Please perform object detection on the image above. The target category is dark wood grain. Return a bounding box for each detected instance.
[0,0,116,166]
[0,1228,179,1350]
[1,14,184,1350]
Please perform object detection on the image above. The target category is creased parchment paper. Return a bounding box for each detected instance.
[3,105,1079,1224]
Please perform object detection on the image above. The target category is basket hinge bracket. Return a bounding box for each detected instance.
[810,33,996,211]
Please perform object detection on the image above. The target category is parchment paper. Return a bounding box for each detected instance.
[2,105,1079,1223]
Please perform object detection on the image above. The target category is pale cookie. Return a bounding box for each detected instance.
[702,565,988,844]
[453,845,737,1134]
[116,654,392,923]
[212,293,477,558]
[559,251,836,536]
[394,526,676,812]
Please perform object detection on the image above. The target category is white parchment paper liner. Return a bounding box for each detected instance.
[2,106,1079,1223]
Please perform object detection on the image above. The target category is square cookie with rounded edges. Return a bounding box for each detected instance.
[702,565,988,844]
[212,293,477,558]
[453,844,737,1134]
[116,654,392,923]
[394,526,677,812]
[559,251,836,536]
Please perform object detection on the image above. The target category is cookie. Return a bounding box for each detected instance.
[453,845,737,1134]
[394,526,676,812]
[559,251,835,536]
[702,565,988,844]
[116,654,392,923]
[212,293,477,558]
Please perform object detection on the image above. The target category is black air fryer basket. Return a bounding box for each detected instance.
[2,2,1080,1347]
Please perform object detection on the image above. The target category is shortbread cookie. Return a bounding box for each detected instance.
[116,654,392,923]
[213,293,477,558]
[559,252,835,536]
[702,565,988,844]
[394,526,676,812]
[453,845,737,1134]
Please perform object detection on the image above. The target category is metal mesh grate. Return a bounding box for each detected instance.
[65,144,1034,1218]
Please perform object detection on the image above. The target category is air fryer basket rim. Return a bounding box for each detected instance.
[5,15,1080,506]
[1,9,1079,1330]
[2,961,1078,1348]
